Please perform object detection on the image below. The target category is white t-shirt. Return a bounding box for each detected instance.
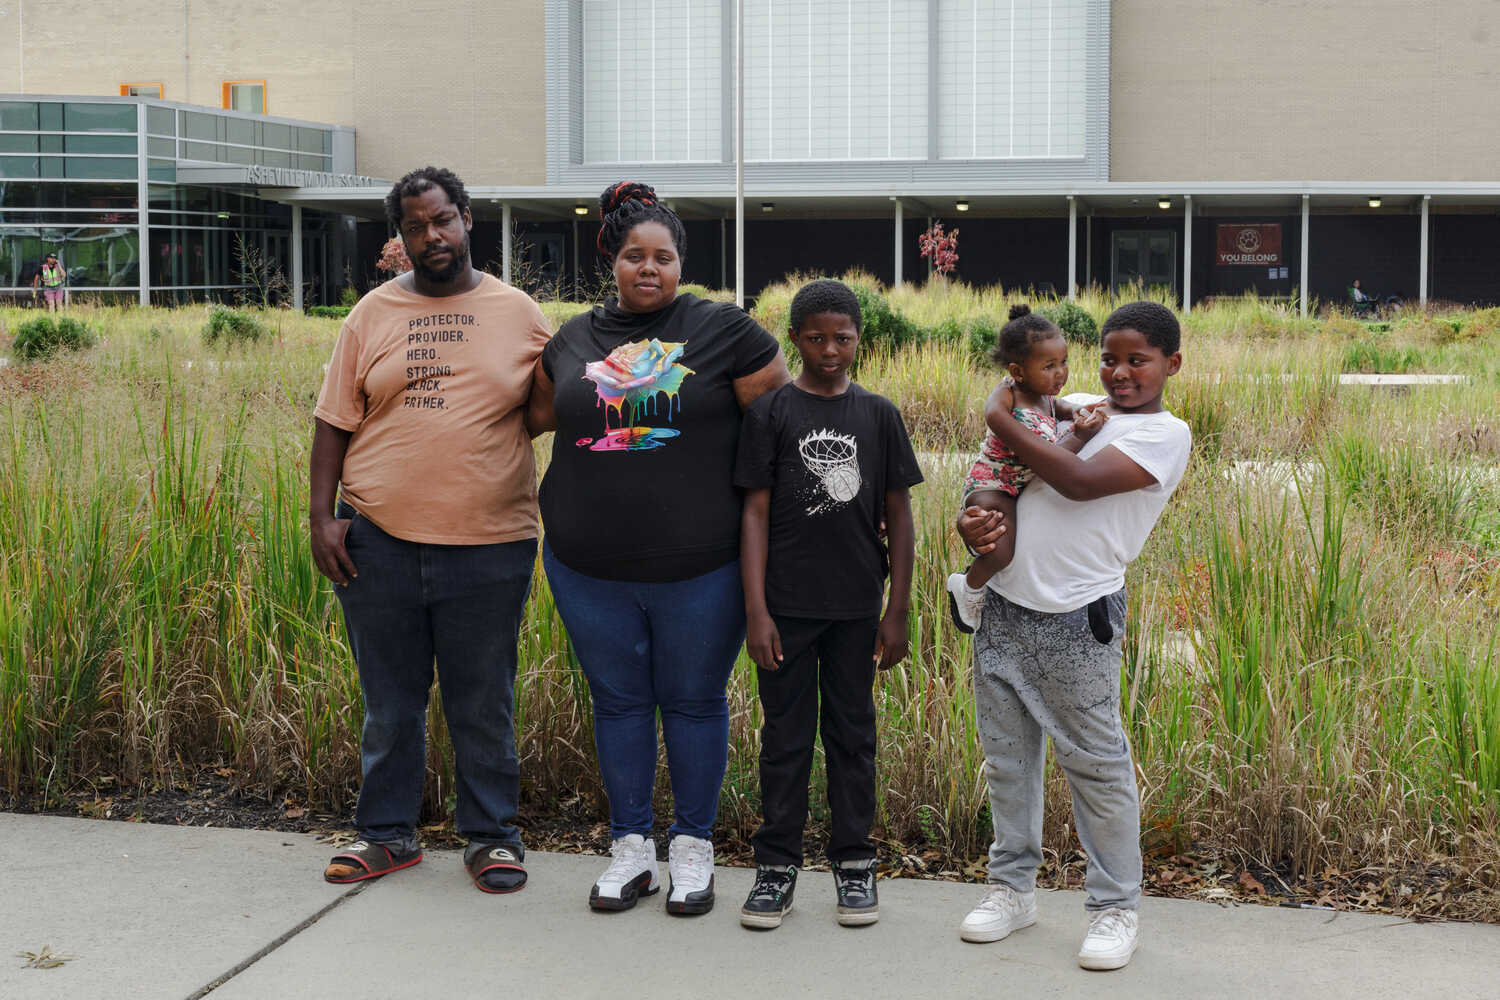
[988,407,1192,613]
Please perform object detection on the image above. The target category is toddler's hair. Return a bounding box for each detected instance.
[384,165,470,232]
[1101,301,1181,355]
[789,279,862,334]
[992,304,1063,366]
[596,181,688,260]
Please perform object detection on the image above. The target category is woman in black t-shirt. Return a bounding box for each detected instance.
[528,182,789,916]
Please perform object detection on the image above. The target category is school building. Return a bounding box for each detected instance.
[3,0,1498,308]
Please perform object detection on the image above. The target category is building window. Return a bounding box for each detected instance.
[937,0,1087,159]
[221,81,267,115]
[120,83,164,98]
[744,0,928,162]
[582,1,721,163]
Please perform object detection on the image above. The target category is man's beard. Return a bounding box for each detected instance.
[411,234,471,283]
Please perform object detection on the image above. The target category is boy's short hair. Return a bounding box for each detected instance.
[1101,301,1180,355]
[789,279,862,334]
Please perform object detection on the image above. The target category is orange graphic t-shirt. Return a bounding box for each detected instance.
[315,273,552,545]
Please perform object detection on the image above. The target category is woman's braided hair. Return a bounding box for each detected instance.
[596,181,687,259]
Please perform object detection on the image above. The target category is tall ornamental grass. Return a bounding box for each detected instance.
[2,294,1498,917]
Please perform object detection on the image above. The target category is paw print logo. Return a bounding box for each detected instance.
[1236,229,1262,253]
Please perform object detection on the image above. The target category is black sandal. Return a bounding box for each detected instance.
[468,844,527,894]
[324,840,423,884]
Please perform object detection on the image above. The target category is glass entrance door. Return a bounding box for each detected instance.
[1111,230,1176,295]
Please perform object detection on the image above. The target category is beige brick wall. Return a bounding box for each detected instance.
[3,0,548,185]
[1111,0,1500,182]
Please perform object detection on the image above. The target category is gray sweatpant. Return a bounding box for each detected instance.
[972,587,1142,911]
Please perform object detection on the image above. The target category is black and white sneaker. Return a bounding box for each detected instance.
[665,835,716,915]
[833,858,880,926]
[740,864,798,929]
[589,834,659,912]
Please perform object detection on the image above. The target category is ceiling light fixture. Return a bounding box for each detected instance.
[1368,197,1382,208]
[1158,198,1172,210]
[955,199,970,212]
[761,202,774,213]
[573,204,589,216]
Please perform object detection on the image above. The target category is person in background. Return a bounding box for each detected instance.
[32,253,65,312]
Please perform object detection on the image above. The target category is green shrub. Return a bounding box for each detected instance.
[202,305,268,346]
[1342,340,1422,373]
[339,284,360,307]
[850,285,920,352]
[965,316,1001,361]
[1038,300,1099,347]
[308,305,353,319]
[11,316,96,361]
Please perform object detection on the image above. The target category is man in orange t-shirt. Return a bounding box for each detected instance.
[311,167,550,894]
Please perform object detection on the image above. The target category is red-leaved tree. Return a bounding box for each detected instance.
[377,236,412,276]
[918,222,959,275]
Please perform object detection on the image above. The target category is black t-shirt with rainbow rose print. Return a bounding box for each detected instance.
[734,381,924,620]
[540,293,781,583]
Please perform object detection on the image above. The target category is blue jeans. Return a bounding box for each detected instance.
[543,543,746,842]
[335,503,535,851]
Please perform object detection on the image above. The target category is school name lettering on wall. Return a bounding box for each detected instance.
[1216,224,1283,266]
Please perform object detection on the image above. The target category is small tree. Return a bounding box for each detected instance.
[377,237,412,277]
[918,222,960,276]
[233,234,290,307]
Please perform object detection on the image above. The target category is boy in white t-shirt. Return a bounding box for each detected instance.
[954,301,1191,972]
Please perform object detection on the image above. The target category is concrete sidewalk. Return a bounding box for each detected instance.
[4,813,1498,1000]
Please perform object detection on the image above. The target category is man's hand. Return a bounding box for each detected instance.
[1070,402,1109,442]
[310,515,357,586]
[956,505,1007,555]
[746,611,783,671]
[874,611,909,671]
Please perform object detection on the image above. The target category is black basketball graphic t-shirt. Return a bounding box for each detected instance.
[735,381,923,619]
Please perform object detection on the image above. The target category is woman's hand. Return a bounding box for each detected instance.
[746,611,783,671]
[310,515,357,586]
[874,611,909,671]
[956,505,1007,555]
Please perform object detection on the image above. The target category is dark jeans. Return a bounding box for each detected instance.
[334,502,535,850]
[751,615,879,867]
[542,543,746,842]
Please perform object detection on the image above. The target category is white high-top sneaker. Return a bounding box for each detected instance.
[589,834,659,912]
[666,835,716,915]
[946,573,987,634]
[958,883,1038,942]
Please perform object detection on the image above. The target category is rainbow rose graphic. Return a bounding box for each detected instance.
[581,339,695,448]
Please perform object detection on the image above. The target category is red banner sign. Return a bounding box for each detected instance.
[1216,224,1283,266]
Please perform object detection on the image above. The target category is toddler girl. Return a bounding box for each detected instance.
[945,304,1103,633]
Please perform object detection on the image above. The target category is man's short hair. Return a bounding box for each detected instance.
[385,166,470,232]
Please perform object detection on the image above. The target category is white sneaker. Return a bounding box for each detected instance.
[946,573,986,634]
[1078,907,1139,970]
[959,884,1037,942]
[666,835,716,915]
[589,834,659,911]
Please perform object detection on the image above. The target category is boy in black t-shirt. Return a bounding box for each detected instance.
[734,279,923,931]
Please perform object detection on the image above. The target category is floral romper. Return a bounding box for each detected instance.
[962,379,1058,501]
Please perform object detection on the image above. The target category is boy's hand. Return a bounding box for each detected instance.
[874,612,909,671]
[746,611,784,672]
[956,505,1006,555]
[1071,403,1109,442]
[310,515,357,586]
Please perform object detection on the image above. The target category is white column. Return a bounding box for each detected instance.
[571,217,580,299]
[1066,196,1077,301]
[1085,206,1093,288]
[734,0,745,308]
[501,202,513,285]
[136,102,150,306]
[720,216,727,290]
[1300,194,1310,317]
[1181,195,1192,311]
[291,204,304,311]
[1419,195,1430,305]
[894,199,904,287]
